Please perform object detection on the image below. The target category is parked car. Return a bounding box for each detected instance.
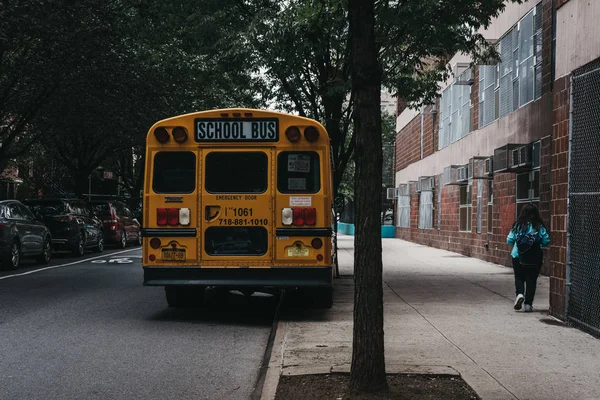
[88,200,141,248]
[0,200,52,270]
[22,199,104,256]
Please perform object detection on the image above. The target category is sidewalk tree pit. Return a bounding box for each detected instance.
[275,373,480,400]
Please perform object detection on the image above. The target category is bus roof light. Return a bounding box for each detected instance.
[233,112,242,117]
[282,208,293,226]
[172,127,188,143]
[167,208,179,226]
[285,126,301,142]
[304,126,320,142]
[304,208,316,225]
[292,208,304,226]
[154,127,170,143]
[244,112,253,117]
[157,208,167,226]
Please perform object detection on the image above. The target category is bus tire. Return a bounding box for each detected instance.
[312,287,333,309]
[165,286,205,308]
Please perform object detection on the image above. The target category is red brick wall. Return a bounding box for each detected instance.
[395,105,437,172]
[549,75,570,319]
[395,115,421,171]
[395,138,553,269]
[541,0,554,94]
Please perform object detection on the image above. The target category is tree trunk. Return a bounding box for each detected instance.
[348,0,387,394]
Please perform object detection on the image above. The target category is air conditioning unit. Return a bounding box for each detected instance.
[442,165,469,185]
[386,187,397,199]
[396,184,409,196]
[454,66,474,86]
[419,176,435,191]
[469,156,491,179]
[484,157,494,177]
[457,165,468,182]
[510,144,532,169]
[494,144,529,173]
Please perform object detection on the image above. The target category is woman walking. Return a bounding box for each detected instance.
[507,203,550,312]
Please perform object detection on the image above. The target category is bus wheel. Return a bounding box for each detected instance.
[165,286,205,308]
[313,287,333,309]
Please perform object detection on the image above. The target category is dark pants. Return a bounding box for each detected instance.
[512,258,541,305]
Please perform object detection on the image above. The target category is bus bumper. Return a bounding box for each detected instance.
[143,266,333,288]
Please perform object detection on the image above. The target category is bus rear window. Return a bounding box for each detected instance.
[153,152,196,194]
[205,152,268,193]
[277,152,320,193]
[205,227,268,256]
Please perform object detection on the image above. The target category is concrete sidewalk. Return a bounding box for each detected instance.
[262,235,600,400]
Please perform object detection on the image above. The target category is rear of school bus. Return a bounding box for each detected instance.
[141,108,334,308]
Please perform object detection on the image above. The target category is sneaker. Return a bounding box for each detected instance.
[524,304,533,313]
[514,294,525,310]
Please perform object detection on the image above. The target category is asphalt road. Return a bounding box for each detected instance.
[0,247,276,400]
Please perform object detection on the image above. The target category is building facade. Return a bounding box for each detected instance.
[393,0,600,334]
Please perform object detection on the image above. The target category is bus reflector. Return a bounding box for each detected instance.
[292,208,304,226]
[304,126,319,142]
[304,208,316,225]
[154,127,170,143]
[282,208,293,225]
[172,126,188,143]
[157,208,167,226]
[285,126,301,142]
[311,238,323,249]
[179,208,191,225]
[150,238,161,249]
[167,208,179,225]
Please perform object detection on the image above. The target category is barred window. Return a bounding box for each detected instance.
[487,180,494,234]
[438,69,472,150]
[459,184,472,232]
[418,190,433,229]
[478,65,498,127]
[491,3,543,121]
[396,195,411,228]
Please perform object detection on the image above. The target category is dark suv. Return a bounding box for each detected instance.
[0,200,52,270]
[89,200,141,248]
[23,199,104,256]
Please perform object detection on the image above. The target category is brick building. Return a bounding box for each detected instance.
[393,0,600,334]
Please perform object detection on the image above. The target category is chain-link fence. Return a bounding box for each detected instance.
[568,59,600,337]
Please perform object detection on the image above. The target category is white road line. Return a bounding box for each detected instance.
[0,248,142,281]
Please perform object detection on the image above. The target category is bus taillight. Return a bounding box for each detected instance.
[304,208,316,225]
[179,208,191,225]
[304,126,319,142]
[282,208,293,225]
[167,208,179,225]
[158,208,191,226]
[292,208,304,225]
[282,207,316,226]
[157,208,167,225]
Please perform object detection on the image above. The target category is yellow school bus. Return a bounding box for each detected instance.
[141,108,334,308]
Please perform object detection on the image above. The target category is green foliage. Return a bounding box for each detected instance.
[245,0,520,194]
[1,0,267,194]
